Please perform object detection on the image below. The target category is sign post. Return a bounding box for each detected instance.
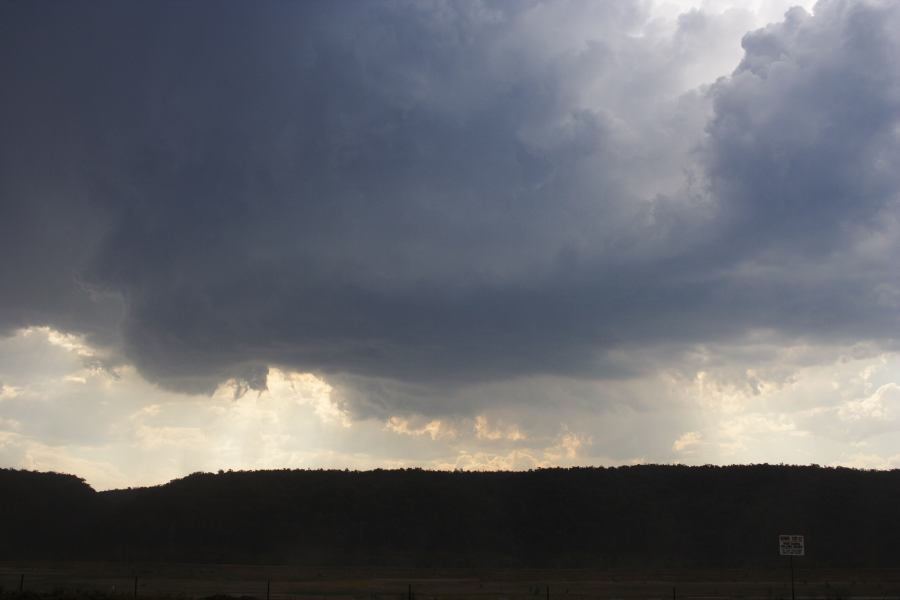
[779,535,804,600]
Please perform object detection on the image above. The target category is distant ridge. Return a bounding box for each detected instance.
[2,465,898,567]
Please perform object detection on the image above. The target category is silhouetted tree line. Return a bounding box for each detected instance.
[1,465,898,567]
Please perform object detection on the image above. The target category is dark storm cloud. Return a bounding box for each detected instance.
[2,0,899,414]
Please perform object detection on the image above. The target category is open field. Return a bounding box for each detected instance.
[3,564,900,600]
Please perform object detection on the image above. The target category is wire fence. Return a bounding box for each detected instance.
[2,567,900,600]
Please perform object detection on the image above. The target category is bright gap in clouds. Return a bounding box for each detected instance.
[2,327,899,490]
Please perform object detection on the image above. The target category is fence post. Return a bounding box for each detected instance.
[546,584,550,600]
[134,576,139,598]
[267,579,271,600]
[672,586,676,600]
[19,574,24,592]
[408,583,412,600]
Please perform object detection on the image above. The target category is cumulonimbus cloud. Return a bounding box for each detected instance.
[2,0,899,418]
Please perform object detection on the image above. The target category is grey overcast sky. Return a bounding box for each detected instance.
[3,0,900,489]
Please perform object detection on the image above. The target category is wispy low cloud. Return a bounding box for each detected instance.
[474,416,526,442]
[838,383,900,423]
[673,431,703,454]
[385,417,457,441]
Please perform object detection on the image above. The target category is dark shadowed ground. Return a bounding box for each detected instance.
[3,466,900,569]
[3,563,900,600]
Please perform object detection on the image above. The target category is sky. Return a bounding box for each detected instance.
[2,0,900,490]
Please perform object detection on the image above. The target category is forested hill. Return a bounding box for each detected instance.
[2,465,899,567]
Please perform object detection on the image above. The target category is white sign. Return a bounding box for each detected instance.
[779,534,805,556]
